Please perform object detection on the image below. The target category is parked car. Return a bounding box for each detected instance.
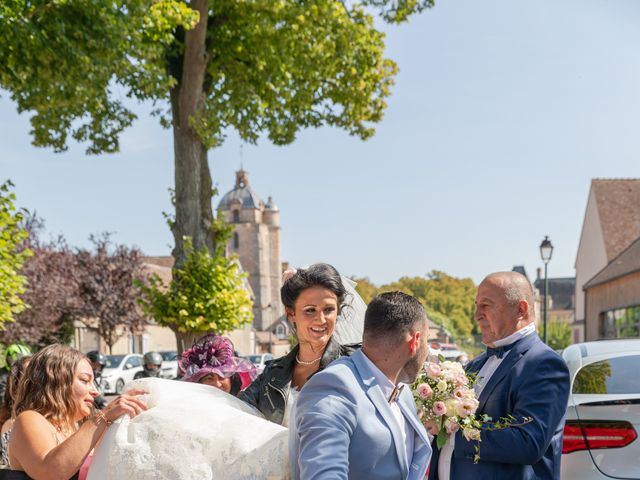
[430,342,468,362]
[101,353,144,394]
[561,339,640,479]
[160,351,179,379]
[246,353,274,375]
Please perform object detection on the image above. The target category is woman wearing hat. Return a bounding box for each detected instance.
[179,335,256,396]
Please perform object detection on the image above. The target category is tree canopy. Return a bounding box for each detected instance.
[1,0,434,266]
[0,181,31,329]
[352,271,478,342]
[75,234,149,353]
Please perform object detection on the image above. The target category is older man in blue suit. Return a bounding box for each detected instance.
[291,291,432,479]
[430,271,570,480]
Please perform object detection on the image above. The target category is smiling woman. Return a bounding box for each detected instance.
[238,263,365,427]
[6,344,149,480]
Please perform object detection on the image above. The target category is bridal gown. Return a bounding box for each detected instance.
[87,377,290,480]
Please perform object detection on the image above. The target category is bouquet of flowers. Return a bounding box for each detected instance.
[411,357,531,462]
[412,358,482,449]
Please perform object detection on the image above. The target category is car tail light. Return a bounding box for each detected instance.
[563,420,637,454]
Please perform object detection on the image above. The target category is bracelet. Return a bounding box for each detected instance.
[91,410,113,427]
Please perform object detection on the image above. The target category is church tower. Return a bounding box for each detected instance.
[218,170,283,331]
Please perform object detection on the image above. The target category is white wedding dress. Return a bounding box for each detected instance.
[87,378,290,480]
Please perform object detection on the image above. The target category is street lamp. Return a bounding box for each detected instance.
[539,236,554,344]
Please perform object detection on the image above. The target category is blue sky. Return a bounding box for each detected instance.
[2,0,640,285]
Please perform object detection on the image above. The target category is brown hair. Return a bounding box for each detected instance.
[0,355,31,425]
[13,344,88,431]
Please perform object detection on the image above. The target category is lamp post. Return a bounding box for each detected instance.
[539,236,554,344]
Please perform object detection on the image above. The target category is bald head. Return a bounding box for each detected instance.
[482,272,535,320]
[475,271,536,345]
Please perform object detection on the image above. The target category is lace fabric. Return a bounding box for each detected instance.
[87,378,290,480]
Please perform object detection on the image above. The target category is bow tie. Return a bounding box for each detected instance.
[388,384,404,403]
[486,343,515,359]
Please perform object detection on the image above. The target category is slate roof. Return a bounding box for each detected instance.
[217,170,264,210]
[584,235,640,289]
[533,277,576,309]
[592,179,640,262]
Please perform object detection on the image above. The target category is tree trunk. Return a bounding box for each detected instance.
[174,329,202,355]
[170,0,214,269]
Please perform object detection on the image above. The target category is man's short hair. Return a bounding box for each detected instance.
[363,291,427,344]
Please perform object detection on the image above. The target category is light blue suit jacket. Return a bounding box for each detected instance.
[290,349,432,480]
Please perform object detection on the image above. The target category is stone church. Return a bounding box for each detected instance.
[75,169,291,357]
[217,170,291,352]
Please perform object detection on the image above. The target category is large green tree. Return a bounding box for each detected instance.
[1,0,433,265]
[381,271,477,340]
[0,181,31,329]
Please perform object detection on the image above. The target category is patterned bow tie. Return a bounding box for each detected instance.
[388,384,404,403]
[486,343,515,359]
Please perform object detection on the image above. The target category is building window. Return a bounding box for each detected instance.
[233,232,239,249]
[233,210,240,223]
[275,324,286,339]
[599,305,640,339]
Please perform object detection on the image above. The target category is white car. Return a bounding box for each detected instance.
[246,353,274,375]
[101,353,144,394]
[160,351,179,379]
[561,339,640,479]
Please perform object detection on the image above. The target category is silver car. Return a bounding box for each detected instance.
[561,339,640,479]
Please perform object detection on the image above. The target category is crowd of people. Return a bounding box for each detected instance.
[0,264,570,480]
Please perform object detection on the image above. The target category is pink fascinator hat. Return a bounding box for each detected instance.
[179,335,257,389]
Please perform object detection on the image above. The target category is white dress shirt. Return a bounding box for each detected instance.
[438,323,536,480]
[361,352,415,466]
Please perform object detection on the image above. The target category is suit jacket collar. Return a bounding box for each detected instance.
[475,333,541,412]
[352,349,409,477]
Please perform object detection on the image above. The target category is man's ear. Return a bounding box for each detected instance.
[285,307,295,322]
[517,300,529,320]
[408,331,421,355]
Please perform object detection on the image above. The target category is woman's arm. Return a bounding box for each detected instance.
[10,390,147,480]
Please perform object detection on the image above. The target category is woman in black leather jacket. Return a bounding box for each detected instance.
[238,263,362,425]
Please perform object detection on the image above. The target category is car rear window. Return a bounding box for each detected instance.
[573,355,640,394]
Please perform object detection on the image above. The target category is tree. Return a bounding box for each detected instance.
[379,271,477,340]
[0,0,434,266]
[351,276,379,304]
[0,181,31,329]
[546,317,572,351]
[137,236,253,353]
[76,234,149,353]
[1,216,82,348]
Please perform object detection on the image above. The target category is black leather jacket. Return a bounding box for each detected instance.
[238,337,360,425]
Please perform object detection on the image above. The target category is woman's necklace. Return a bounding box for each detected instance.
[295,354,322,365]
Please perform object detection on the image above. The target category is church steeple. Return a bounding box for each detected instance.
[235,169,250,189]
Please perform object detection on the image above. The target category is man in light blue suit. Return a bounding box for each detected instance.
[291,291,432,480]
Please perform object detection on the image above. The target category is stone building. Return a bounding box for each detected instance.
[574,178,640,342]
[218,170,289,341]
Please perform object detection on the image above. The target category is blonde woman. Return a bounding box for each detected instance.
[8,344,148,479]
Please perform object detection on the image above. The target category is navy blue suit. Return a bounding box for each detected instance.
[429,333,570,480]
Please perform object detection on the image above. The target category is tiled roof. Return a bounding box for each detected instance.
[584,235,640,289]
[142,256,174,268]
[533,277,575,309]
[592,179,640,261]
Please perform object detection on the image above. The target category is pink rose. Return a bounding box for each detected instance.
[432,401,447,417]
[445,418,460,434]
[454,373,468,386]
[417,383,433,399]
[426,363,442,379]
[455,398,479,418]
[453,386,473,400]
